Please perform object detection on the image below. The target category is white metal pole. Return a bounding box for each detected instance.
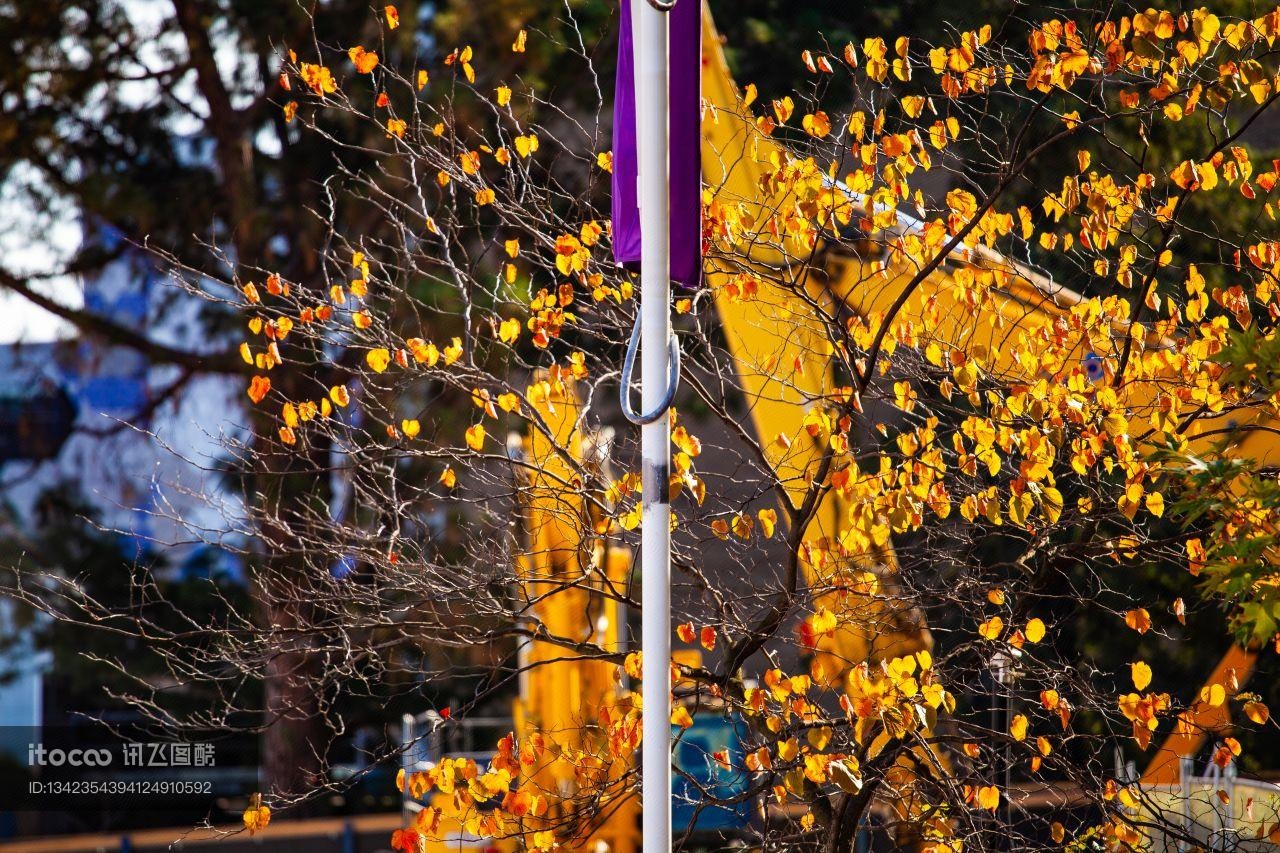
[635,0,672,851]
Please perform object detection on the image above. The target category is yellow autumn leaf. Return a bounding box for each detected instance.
[515,134,539,158]
[1041,487,1063,524]
[440,466,457,489]
[618,504,642,531]
[671,426,701,457]
[978,616,1004,640]
[1131,660,1152,691]
[670,706,693,729]
[465,424,486,451]
[758,508,778,538]
[901,95,926,118]
[498,317,521,344]
[1025,617,1046,643]
[1202,683,1226,707]
[811,607,838,635]
[366,348,391,372]
[1010,714,1028,741]
[401,419,421,439]
[801,111,831,138]
[772,96,794,124]
[849,110,865,140]
[496,85,511,107]
[976,785,1000,811]
[1145,491,1165,517]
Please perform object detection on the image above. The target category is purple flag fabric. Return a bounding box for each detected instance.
[612,0,702,288]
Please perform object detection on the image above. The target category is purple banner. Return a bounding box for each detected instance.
[611,0,701,288]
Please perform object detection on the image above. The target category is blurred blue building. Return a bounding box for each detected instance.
[0,232,247,741]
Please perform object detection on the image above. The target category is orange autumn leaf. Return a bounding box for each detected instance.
[247,375,271,404]
[384,5,399,29]
[1244,700,1270,725]
[349,46,379,74]
[244,804,271,835]
[1125,608,1152,634]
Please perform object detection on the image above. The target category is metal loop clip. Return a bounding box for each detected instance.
[619,314,681,425]
[646,0,678,11]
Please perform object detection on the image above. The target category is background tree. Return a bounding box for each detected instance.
[0,0,398,808]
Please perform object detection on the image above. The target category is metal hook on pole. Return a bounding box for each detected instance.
[646,0,678,11]
[619,314,680,425]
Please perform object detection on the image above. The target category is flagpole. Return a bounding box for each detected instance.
[634,0,672,851]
